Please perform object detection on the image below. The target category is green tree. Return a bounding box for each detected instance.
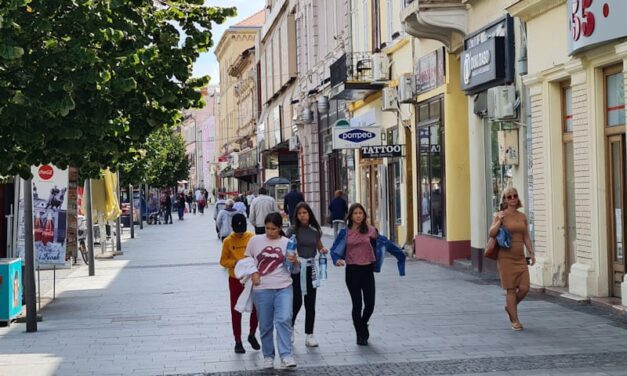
[0,0,235,178]
[120,126,189,188]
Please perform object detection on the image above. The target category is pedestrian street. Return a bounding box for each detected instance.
[1,208,627,376]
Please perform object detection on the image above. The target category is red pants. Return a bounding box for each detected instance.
[229,277,258,342]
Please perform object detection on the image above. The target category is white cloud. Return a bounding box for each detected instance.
[192,0,264,83]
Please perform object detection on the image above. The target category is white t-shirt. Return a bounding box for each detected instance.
[245,235,291,290]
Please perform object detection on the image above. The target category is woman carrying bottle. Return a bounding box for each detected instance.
[334,203,378,346]
[246,212,300,370]
[286,202,328,347]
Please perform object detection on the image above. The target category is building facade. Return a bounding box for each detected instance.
[510,0,627,304]
[215,10,265,197]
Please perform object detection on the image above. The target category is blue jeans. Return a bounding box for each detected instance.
[252,287,293,359]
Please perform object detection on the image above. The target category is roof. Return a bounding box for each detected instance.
[233,9,265,28]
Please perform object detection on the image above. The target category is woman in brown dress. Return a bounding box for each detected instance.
[489,187,536,331]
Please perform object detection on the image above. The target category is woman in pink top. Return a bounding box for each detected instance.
[334,203,378,346]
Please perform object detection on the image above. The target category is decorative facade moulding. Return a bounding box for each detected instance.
[506,0,566,22]
[401,0,467,51]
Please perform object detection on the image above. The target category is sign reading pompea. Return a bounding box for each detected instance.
[332,126,382,149]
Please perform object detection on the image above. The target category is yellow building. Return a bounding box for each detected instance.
[214,10,265,195]
[509,0,627,304]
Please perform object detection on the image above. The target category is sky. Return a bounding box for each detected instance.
[192,0,265,83]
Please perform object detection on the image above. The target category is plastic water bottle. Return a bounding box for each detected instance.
[318,254,327,280]
[285,235,297,272]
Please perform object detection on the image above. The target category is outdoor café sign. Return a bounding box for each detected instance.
[568,0,627,55]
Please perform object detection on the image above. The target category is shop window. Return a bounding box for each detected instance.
[417,97,444,237]
[606,71,625,127]
[563,86,573,132]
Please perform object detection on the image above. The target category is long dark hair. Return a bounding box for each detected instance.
[347,203,369,234]
[264,212,286,237]
[291,202,321,242]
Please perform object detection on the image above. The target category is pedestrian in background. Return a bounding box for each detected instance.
[214,194,227,234]
[177,192,186,220]
[217,199,239,241]
[286,202,328,348]
[162,190,173,224]
[220,213,260,354]
[283,183,304,225]
[246,191,255,217]
[333,203,378,346]
[233,196,247,216]
[249,187,279,235]
[186,190,194,214]
[246,212,299,370]
[489,186,535,331]
[328,190,348,238]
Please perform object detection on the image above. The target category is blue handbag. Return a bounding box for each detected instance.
[496,227,512,249]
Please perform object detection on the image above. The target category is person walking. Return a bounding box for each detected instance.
[216,199,239,241]
[333,203,378,346]
[214,194,227,234]
[246,212,299,369]
[177,192,186,220]
[233,196,247,216]
[283,184,305,225]
[186,190,194,215]
[328,190,348,238]
[197,190,206,215]
[220,213,261,354]
[249,188,279,235]
[489,186,535,331]
[246,191,255,217]
[163,190,173,224]
[286,202,328,347]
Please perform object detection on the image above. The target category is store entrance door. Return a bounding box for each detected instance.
[608,134,626,297]
[361,162,381,230]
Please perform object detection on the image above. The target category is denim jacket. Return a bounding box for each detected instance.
[330,229,406,276]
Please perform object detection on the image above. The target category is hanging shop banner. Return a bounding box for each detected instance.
[360,144,404,159]
[16,165,69,265]
[332,126,381,149]
[568,0,627,55]
[415,48,446,95]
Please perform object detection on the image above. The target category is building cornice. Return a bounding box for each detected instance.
[507,0,566,22]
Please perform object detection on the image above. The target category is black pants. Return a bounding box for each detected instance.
[164,207,172,224]
[345,264,375,330]
[292,266,317,334]
[255,226,265,235]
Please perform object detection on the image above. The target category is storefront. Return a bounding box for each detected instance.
[411,45,470,265]
[460,15,523,273]
[509,0,627,303]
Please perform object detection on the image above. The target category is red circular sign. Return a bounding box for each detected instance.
[38,165,54,180]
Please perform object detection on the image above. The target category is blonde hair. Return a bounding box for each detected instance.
[501,187,522,209]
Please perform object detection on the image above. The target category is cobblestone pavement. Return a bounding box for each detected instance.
[1,208,627,376]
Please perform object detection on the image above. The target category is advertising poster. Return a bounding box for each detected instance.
[16,165,69,265]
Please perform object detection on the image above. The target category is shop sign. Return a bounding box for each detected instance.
[415,48,445,95]
[332,126,381,149]
[461,16,515,94]
[568,0,627,55]
[360,144,403,158]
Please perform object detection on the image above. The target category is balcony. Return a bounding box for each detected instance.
[329,52,386,101]
[401,0,467,50]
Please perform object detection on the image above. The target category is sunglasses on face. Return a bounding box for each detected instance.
[506,194,518,200]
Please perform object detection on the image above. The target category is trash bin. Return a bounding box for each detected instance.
[0,258,22,324]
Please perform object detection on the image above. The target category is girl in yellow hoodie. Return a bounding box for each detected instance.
[220,213,260,354]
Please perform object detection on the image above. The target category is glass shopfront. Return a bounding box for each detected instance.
[416,96,445,237]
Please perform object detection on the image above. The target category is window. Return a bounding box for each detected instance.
[417,97,445,237]
[562,85,573,132]
[606,71,625,127]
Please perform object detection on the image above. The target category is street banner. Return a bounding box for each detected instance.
[16,165,69,265]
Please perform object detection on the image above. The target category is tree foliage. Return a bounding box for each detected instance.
[120,126,189,188]
[0,0,235,178]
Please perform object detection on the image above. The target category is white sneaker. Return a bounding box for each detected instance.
[281,356,297,369]
[263,357,274,369]
[305,334,319,347]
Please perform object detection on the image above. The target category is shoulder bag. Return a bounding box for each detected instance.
[484,236,499,260]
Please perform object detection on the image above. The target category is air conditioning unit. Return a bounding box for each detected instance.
[372,53,390,82]
[487,85,516,120]
[382,87,397,112]
[288,135,300,151]
[397,73,415,103]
